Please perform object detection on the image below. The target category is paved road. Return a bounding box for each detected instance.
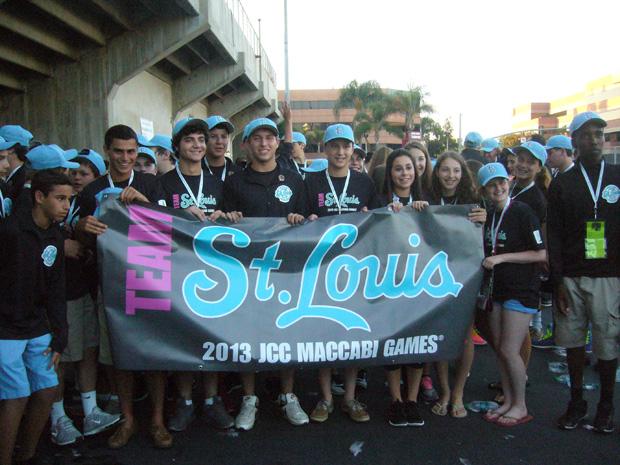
[38,340,619,465]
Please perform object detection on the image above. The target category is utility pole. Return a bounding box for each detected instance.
[284,0,290,104]
[458,113,462,151]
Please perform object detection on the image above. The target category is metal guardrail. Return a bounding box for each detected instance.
[224,0,277,86]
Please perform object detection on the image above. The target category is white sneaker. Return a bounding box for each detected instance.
[83,406,121,436]
[235,395,258,431]
[280,393,309,426]
[51,415,83,446]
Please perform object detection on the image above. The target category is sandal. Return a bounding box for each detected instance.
[450,404,468,419]
[431,401,448,416]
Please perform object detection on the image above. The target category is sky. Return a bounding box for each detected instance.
[241,0,619,139]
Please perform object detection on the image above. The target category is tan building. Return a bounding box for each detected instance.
[511,74,620,158]
[278,89,413,156]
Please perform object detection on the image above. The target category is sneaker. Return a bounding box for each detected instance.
[341,399,370,422]
[83,406,121,436]
[310,399,334,423]
[472,329,487,346]
[420,375,439,403]
[279,393,309,426]
[532,327,558,349]
[557,399,588,430]
[235,395,258,431]
[167,399,196,432]
[592,403,615,434]
[585,328,593,354]
[50,415,83,446]
[404,401,425,426]
[386,401,408,427]
[356,369,368,389]
[202,397,234,429]
[331,374,345,396]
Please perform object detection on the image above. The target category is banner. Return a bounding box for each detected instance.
[98,201,484,371]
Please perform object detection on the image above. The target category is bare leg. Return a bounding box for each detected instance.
[520,332,532,368]
[203,372,219,399]
[404,366,423,402]
[318,368,332,403]
[497,309,531,421]
[435,361,450,406]
[280,368,295,394]
[174,372,194,401]
[487,303,511,417]
[0,397,28,465]
[77,347,98,393]
[145,372,166,427]
[54,363,66,403]
[343,367,357,402]
[14,387,56,461]
[451,327,475,408]
[385,369,403,402]
[115,370,135,426]
[240,372,255,396]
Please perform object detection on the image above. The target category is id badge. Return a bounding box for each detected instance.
[585,220,607,259]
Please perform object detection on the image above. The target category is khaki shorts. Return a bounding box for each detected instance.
[61,294,99,363]
[96,291,114,366]
[554,276,620,360]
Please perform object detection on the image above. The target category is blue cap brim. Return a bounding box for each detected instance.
[0,140,19,150]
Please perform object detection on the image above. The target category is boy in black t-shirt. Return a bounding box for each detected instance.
[203,115,235,182]
[304,124,378,424]
[0,171,72,465]
[224,117,308,431]
[74,125,171,450]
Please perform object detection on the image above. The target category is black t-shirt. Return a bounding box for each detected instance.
[77,171,164,218]
[6,164,26,200]
[304,169,381,217]
[483,201,545,308]
[461,148,486,165]
[202,157,235,183]
[157,168,222,213]
[223,164,308,218]
[510,182,547,223]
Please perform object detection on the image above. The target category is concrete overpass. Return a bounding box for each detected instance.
[0,0,279,153]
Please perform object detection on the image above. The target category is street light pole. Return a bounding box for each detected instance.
[284,0,290,104]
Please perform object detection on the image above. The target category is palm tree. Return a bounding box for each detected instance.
[392,85,434,142]
[354,97,402,146]
[333,80,384,121]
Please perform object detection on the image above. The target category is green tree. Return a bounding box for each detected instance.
[392,85,434,138]
[421,116,459,157]
[333,80,384,119]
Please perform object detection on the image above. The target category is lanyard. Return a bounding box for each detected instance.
[325,169,350,215]
[65,197,80,226]
[6,165,21,183]
[509,181,534,199]
[579,160,605,219]
[107,171,133,189]
[440,196,458,205]
[393,193,412,205]
[176,164,204,209]
[490,198,511,254]
[204,159,227,182]
[0,188,5,218]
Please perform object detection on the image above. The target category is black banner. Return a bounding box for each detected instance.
[98,201,484,371]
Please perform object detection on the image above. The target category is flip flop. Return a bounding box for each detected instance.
[483,411,501,423]
[496,414,534,427]
[431,401,449,416]
[450,404,468,419]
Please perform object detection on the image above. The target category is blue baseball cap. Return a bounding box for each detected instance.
[172,117,208,138]
[0,125,33,150]
[242,118,278,141]
[481,138,500,152]
[569,111,607,134]
[148,134,173,152]
[324,124,354,144]
[464,131,483,149]
[75,149,106,176]
[26,145,80,171]
[206,115,235,134]
[292,132,307,145]
[478,162,509,187]
[137,134,151,147]
[515,141,547,165]
[49,144,78,161]
[137,147,157,165]
[302,158,328,173]
[353,144,366,156]
[545,135,573,151]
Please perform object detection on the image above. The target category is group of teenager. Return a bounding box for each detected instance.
[0,105,618,464]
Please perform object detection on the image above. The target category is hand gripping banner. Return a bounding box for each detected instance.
[98,201,484,371]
